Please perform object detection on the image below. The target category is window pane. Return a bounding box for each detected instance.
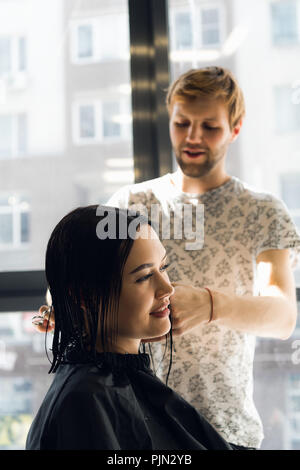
[0,213,13,243]
[202,28,220,45]
[0,312,53,450]
[271,1,298,45]
[201,8,220,46]
[103,102,121,138]
[18,37,26,71]
[0,37,11,76]
[77,24,93,58]
[0,115,12,158]
[175,12,192,49]
[17,114,27,155]
[281,174,300,210]
[79,105,95,138]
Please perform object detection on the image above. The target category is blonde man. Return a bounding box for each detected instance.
[106,67,300,449]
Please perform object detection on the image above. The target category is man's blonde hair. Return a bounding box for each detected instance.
[166,66,245,130]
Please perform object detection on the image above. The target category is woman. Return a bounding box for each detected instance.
[26,205,233,450]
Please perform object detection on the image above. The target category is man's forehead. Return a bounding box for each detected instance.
[170,97,228,119]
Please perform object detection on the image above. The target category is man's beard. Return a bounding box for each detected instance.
[174,144,227,178]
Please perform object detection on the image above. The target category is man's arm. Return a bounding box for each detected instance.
[170,249,298,340]
[214,248,297,339]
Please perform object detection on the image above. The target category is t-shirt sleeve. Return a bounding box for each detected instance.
[254,195,300,269]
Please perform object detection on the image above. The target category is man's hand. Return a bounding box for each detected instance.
[32,305,55,333]
[142,283,211,342]
[170,283,211,336]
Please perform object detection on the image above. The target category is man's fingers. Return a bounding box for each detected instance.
[39,305,49,315]
[32,305,55,332]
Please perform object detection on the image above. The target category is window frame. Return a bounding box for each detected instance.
[0,113,28,159]
[72,98,131,145]
[0,193,30,251]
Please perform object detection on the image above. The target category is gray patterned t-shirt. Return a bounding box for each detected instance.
[106,173,300,448]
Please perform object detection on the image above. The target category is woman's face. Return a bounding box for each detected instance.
[115,224,174,354]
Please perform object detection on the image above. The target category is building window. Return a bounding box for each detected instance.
[271,0,299,45]
[0,35,27,78]
[0,37,11,77]
[102,102,121,138]
[170,3,223,52]
[18,37,27,71]
[280,173,300,230]
[174,12,193,50]
[274,85,300,134]
[74,98,130,144]
[77,24,93,58]
[0,195,30,248]
[0,114,28,159]
[201,7,220,46]
[79,105,95,139]
[71,15,129,64]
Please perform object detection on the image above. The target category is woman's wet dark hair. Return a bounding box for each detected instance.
[45,205,174,382]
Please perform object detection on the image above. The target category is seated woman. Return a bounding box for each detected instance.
[26,205,233,450]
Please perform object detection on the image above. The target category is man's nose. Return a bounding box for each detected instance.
[186,125,203,144]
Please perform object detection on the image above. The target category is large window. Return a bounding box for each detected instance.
[0,0,134,451]
[0,0,133,272]
[168,0,300,450]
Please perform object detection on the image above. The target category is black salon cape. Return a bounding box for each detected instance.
[26,352,233,450]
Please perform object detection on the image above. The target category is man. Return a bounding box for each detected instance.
[37,67,300,449]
